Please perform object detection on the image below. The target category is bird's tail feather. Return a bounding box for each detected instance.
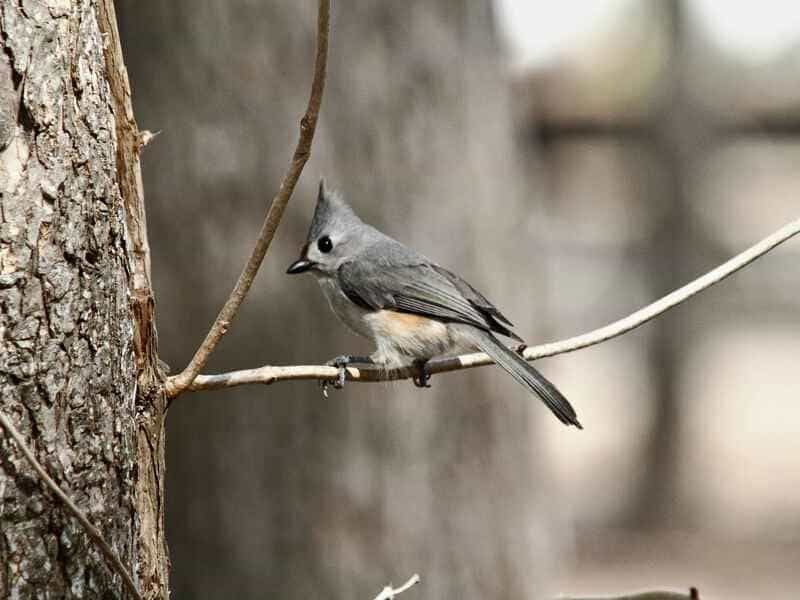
[470,331,582,428]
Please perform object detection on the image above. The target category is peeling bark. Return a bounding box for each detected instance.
[0,1,167,598]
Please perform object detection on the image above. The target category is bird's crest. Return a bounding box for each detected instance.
[308,178,361,239]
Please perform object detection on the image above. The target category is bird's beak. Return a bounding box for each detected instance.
[286,258,314,274]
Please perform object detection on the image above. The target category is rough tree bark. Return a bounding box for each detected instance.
[0,1,168,598]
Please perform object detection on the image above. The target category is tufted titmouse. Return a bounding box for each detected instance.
[287,180,581,428]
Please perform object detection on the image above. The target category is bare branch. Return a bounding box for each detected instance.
[373,574,421,600]
[183,217,800,393]
[165,0,331,399]
[561,588,699,600]
[0,410,143,600]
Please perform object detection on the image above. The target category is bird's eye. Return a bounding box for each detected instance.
[317,235,333,253]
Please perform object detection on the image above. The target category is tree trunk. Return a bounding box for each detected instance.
[0,1,168,598]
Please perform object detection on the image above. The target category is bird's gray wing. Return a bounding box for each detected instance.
[429,264,516,328]
[338,257,520,339]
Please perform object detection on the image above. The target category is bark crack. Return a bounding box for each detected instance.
[142,422,163,540]
[94,1,170,597]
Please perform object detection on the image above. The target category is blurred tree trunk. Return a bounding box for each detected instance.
[0,2,168,598]
[631,0,697,528]
[120,1,562,598]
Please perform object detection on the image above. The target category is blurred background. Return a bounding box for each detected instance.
[117,1,800,598]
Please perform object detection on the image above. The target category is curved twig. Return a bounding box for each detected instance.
[165,0,331,399]
[183,217,800,392]
[0,411,143,600]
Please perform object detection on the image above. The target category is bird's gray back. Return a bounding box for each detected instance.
[338,227,520,340]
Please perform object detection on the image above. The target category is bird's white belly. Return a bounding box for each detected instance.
[315,275,373,338]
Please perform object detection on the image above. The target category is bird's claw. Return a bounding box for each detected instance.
[321,355,351,396]
[412,376,430,388]
[412,360,431,388]
[515,343,528,356]
[318,372,345,399]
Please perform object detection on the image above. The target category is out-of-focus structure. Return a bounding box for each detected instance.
[498,1,800,598]
[118,0,800,598]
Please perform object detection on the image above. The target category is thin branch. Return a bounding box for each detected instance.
[182,217,800,393]
[0,410,143,600]
[372,574,421,600]
[561,588,699,600]
[165,0,331,399]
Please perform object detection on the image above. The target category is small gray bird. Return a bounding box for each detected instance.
[287,180,581,428]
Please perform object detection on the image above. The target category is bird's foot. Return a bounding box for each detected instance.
[412,359,431,388]
[514,343,528,356]
[321,355,373,398]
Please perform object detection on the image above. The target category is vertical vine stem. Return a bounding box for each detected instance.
[0,411,144,600]
[165,0,331,399]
